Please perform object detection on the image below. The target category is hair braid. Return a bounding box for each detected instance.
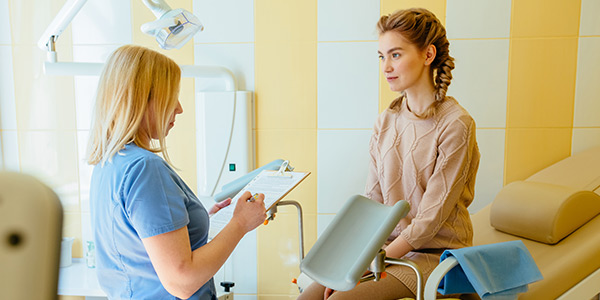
[434,57,454,102]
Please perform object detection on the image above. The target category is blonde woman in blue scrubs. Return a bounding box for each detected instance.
[87,45,267,300]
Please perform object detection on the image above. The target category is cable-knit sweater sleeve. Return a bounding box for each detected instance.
[400,115,478,249]
[365,114,384,204]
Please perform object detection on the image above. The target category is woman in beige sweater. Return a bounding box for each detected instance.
[299,8,480,300]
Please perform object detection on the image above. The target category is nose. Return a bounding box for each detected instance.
[175,101,183,115]
[383,58,393,73]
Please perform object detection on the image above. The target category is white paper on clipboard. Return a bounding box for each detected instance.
[209,170,310,237]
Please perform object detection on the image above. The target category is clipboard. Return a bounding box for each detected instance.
[209,169,310,236]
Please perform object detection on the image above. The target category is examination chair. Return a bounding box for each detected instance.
[463,146,600,299]
[300,147,600,300]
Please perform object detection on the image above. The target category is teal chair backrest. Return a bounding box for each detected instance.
[300,195,410,291]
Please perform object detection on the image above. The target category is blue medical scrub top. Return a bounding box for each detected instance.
[90,143,216,299]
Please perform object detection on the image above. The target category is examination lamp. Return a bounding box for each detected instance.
[140,0,203,50]
[37,0,235,90]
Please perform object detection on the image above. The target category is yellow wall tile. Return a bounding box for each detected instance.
[381,0,446,24]
[13,45,76,131]
[504,128,572,184]
[58,296,84,300]
[62,212,83,258]
[511,0,581,38]
[254,42,317,130]
[258,213,317,296]
[9,0,73,45]
[255,129,317,214]
[166,77,197,191]
[507,38,577,128]
[255,0,317,43]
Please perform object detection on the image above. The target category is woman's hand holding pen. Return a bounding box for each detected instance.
[232,191,267,233]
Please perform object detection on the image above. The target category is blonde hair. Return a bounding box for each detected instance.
[87,45,181,166]
[377,8,454,118]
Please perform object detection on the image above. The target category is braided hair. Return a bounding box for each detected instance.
[377,8,454,118]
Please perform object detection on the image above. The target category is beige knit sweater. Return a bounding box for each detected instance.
[365,97,480,293]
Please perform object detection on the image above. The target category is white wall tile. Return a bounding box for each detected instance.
[193,0,254,43]
[19,131,80,211]
[72,0,132,45]
[229,231,257,293]
[318,42,379,129]
[78,130,92,212]
[1,131,19,171]
[194,43,254,92]
[580,0,600,36]
[446,0,512,39]
[232,295,257,300]
[317,214,335,238]
[448,39,509,128]
[572,128,600,155]
[0,0,10,44]
[0,46,16,130]
[574,37,600,127]
[470,129,505,213]
[317,130,371,214]
[318,0,379,41]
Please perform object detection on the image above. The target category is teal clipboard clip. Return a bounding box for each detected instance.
[269,160,293,178]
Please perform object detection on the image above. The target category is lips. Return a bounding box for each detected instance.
[386,76,398,82]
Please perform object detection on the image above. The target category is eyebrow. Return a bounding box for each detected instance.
[377,47,403,55]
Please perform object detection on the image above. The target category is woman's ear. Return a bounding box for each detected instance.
[424,44,436,66]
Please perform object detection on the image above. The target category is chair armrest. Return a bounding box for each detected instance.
[424,256,458,300]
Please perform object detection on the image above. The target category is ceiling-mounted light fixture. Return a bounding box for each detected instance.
[140,0,203,50]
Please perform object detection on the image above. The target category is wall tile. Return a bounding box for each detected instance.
[318,0,380,41]
[317,130,371,214]
[229,231,257,294]
[469,129,505,213]
[9,0,73,46]
[317,42,379,129]
[572,128,600,155]
[505,128,572,184]
[446,0,511,39]
[317,214,335,237]
[13,45,76,131]
[255,42,317,130]
[234,295,257,300]
[193,0,254,43]
[574,37,600,127]
[381,0,447,25]
[511,0,581,38]
[255,0,316,43]
[449,39,509,128]
[19,131,80,212]
[257,213,316,296]
[507,38,577,128]
[255,129,317,214]
[62,212,82,258]
[71,0,132,45]
[580,0,600,36]
[1,130,19,171]
[0,46,17,130]
[194,43,255,91]
[0,0,10,44]
[77,130,92,212]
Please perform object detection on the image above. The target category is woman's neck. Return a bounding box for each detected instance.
[404,86,436,115]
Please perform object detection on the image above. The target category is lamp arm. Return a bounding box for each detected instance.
[37,0,89,51]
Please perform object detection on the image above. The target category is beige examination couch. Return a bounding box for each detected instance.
[469,146,600,299]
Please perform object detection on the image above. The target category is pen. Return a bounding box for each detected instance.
[247,193,259,202]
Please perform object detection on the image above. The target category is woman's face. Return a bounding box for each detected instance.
[166,100,183,135]
[144,100,183,140]
[378,31,429,92]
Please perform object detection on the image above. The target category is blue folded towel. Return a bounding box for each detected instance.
[437,240,543,300]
